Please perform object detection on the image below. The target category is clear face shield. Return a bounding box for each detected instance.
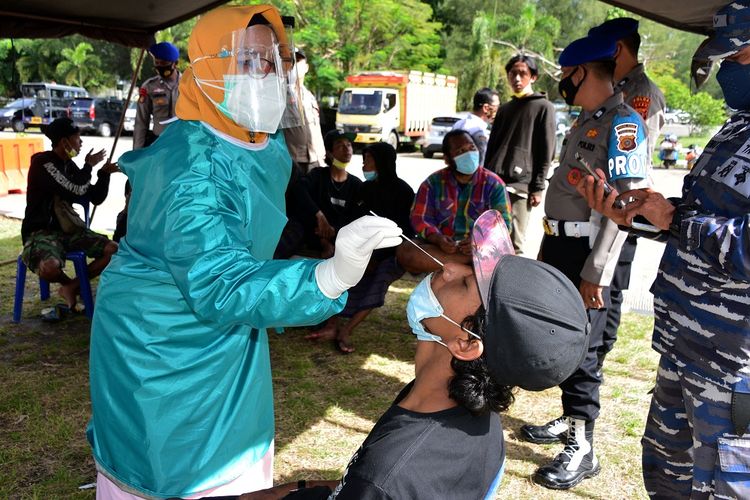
[192,18,303,134]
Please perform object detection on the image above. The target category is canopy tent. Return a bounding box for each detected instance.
[599,1,728,35]
[0,1,231,48]
[0,1,731,46]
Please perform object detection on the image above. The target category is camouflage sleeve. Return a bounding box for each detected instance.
[677,212,750,282]
[133,86,152,150]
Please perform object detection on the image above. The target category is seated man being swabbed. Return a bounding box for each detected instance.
[236,210,591,500]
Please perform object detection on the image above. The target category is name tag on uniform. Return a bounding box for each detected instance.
[607,112,648,180]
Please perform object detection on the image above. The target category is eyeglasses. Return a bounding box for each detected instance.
[193,46,293,80]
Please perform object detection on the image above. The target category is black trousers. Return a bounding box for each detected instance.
[540,234,609,422]
[599,235,637,363]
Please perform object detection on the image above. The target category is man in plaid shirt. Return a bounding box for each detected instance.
[397,129,512,274]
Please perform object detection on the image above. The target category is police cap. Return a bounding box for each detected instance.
[588,17,639,42]
[149,42,179,62]
[559,36,616,67]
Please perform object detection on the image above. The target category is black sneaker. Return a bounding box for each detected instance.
[533,418,600,490]
[520,416,569,444]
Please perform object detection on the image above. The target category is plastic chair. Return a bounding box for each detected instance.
[13,198,95,322]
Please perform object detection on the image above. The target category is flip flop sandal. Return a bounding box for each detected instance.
[41,304,69,322]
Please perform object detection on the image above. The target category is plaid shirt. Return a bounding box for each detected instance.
[411,166,512,241]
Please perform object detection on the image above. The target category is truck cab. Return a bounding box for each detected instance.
[336,88,400,149]
[335,71,457,151]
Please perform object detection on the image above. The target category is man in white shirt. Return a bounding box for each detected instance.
[452,87,499,166]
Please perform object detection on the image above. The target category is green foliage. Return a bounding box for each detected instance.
[0,39,21,97]
[56,43,104,89]
[651,64,726,133]
[271,0,443,99]
[683,91,727,133]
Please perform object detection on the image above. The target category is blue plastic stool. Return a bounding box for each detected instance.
[13,252,95,322]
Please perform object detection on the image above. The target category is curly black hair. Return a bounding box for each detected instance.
[448,305,515,415]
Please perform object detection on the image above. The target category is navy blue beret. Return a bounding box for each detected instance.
[559,36,617,67]
[149,42,179,62]
[588,17,639,42]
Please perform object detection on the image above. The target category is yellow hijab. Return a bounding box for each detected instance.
[176,4,290,143]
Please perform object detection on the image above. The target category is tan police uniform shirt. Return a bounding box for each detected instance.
[134,72,181,149]
[615,63,666,156]
[545,92,651,286]
[284,85,326,168]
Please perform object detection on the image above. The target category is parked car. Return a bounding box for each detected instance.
[123,100,138,133]
[18,82,88,132]
[421,112,472,158]
[0,97,36,132]
[664,108,690,124]
[67,97,125,137]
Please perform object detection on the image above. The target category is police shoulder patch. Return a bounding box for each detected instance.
[631,96,651,121]
[607,113,648,181]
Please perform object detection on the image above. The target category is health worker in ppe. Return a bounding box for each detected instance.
[86,5,402,499]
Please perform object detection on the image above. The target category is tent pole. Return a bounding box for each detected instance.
[90,47,146,225]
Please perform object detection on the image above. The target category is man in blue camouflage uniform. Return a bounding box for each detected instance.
[577,4,750,497]
[520,36,651,490]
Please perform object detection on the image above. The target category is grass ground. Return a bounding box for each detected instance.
[0,215,658,499]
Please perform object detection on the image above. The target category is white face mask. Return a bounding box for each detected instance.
[222,74,286,133]
[194,73,287,133]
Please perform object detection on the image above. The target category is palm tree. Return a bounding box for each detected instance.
[56,42,103,89]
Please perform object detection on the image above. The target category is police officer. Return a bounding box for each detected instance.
[134,41,181,149]
[519,36,651,490]
[283,48,327,172]
[579,3,750,496]
[587,18,666,381]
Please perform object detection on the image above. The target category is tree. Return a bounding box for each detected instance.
[268,0,443,99]
[56,42,103,89]
[0,39,21,97]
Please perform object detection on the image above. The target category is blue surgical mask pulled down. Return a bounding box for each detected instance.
[406,273,479,346]
[363,170,378,181]
[454,150,480,175]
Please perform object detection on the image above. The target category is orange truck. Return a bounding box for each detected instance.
[335,71,457,150]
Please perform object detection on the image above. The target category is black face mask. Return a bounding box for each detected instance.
[558,66,587,106]
[155,64,174,78]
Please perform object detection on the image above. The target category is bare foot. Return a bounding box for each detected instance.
[336,332,355,354]
[305,319,338,342]
[58,283,78,309]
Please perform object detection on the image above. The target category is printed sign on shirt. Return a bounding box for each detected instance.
[607,112,648,181]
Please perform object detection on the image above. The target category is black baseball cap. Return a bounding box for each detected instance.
[324,130,356,151]
[45,117,79,145]
[471,210,590,391]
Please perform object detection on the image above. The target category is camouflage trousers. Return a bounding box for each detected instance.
[642,356,750,499]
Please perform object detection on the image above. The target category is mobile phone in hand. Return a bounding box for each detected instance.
[574,152,626,209]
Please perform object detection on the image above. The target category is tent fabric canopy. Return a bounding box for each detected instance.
[0,1,731,47]
[599,1,728,35]
[0,1,231,48]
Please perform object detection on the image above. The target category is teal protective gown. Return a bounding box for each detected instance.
[87,120,346,498]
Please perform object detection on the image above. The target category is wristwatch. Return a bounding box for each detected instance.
[669,201,701,240]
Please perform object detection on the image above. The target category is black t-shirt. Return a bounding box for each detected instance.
[323,382,505,500]
[304,166,363,230]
